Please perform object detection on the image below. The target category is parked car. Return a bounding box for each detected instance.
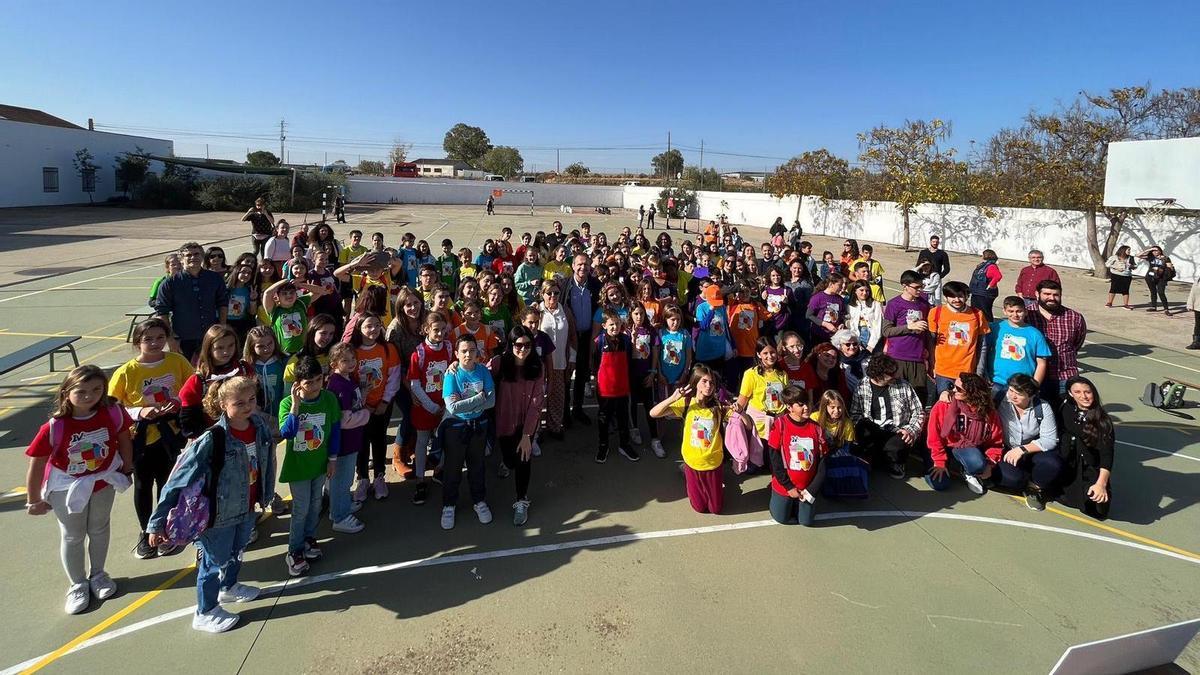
[622,181,641,186]
[485,174,505,181]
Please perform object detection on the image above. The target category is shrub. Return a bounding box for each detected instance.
[270,171,347,212]
[134,174,198,209]
[195,176,270,211]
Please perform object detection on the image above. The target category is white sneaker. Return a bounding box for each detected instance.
[352,478,369,503]
[965,474,986,495]
[440,506,456,530]
[65,583,90,614]
[89,572,117,600]
[192,606,240,633]
[630,428,643,445]
[650,439,666,459]
[373,475,389,500]
[218,583,260,604]
[332,515,365,533]
[474,501,493,524]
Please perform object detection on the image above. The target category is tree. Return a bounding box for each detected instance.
[246,150,281,167]
[1152,87,1200,138]
[657,187,696,218]
[768,149,851,202]
[857,119,958,250]
[564,162,590,177]
[443,123,492,167]
[681,166,722,191]
[480,146,523,178]
[73,148,100,203]
[651,149,684,179]
[114,146,151,197]
[389,140,412,166]
[356,160,388,176]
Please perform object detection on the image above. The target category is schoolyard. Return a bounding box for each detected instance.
[0,204,1197,674]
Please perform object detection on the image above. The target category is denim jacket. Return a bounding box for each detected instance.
[147,415,277,534]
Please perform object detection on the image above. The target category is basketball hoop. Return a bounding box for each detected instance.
[1134,197,1178,222]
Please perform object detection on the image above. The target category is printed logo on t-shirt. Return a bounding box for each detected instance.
[764,380,784,411]
[66,428,110,475]
[691,414,715,449]
[1000,333,1027,361]
[905,309,923,325]
[948,321,970,346]
[822,304,840,324]
[737,309,754,330]
[709,317,725,336]
[488,319,506,335]
[461,378,484,398]
[358,357,383,393]
[244,441,259,486]
[787,435,814,472]
[767,294,783,314]
[297,413,326,451]
[634,333,652,359]
[442,260,455,276]
[280,312,305,339]
[645,305,657,323]
[140,374,176,406]
[229,296,245,318]
[657,286,673,299]
[425,359,448,393]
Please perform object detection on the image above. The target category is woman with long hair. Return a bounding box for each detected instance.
[490,326,546,526]
[1104,245,1135,310]
[1056,376,1115,520]
[925,373,1003,494]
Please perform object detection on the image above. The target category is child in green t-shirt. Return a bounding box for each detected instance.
[263,279,332,356]
[278,356,341,577]
[436,238,460,290]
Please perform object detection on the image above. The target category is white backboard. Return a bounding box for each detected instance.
[1049,618,1200,675]
[1104,137,1200,209]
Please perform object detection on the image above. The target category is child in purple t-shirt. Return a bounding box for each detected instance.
[326,344,372,533]
[881,270,932,403]
[806,273,847,344]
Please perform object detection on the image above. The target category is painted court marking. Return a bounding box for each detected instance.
[0,264,157,305]
[7,509,1200,674]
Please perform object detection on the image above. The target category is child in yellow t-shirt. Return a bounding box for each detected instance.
[736,338,788,440]
[650,364,727,514]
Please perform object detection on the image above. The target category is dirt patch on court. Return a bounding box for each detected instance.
[356,619,496,674]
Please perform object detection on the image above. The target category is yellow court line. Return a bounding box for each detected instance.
[0,331,127,342]
[1003,494,1200,561]
[22,496,293,673]
[20,564,197,674]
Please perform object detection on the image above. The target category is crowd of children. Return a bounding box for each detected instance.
[23,215,1121,633]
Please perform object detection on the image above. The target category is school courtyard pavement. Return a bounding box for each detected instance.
[0,204,1197,673]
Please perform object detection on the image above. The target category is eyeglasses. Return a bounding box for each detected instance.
[953,383,965,392]
[513,341,533,349]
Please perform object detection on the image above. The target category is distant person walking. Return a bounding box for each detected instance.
[646,204,656,229]
[1104,245,1135,310]
[638,205,645,228]
[486,195,495,216]
[334,194,346,224]
[242,197,274,259]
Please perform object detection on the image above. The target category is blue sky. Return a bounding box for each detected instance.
[2,0,1197,173]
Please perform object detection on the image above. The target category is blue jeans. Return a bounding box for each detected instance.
[769,488,819,527]
[934,375,956,397]
[329,453,357,523]
[195,516,255,614]
[926,447,989,491]
[288,475,326,554]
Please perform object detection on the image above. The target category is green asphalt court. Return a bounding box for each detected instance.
[0,205,1197,674]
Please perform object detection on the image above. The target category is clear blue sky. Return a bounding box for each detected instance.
[2,0,1197,173]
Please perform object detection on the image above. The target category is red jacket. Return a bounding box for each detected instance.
[925,399,1003,468]
[594,332,631,398]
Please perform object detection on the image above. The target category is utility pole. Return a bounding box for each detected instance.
[698,139,704,190]
[279,119,286,163]
[556,149,560,174]
[205,144,209,160]
[666,131,671,185]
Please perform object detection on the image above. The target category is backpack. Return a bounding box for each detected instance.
[1143,380,1188,410]
[822,455,871,499]
[163,426,227,545]
[969,261,998,298]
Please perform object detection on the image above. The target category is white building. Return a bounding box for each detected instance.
[0,104,174,208]
[412,157,480,179]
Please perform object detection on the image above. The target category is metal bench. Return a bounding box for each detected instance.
[125,305,156,342]
[0,336,82,376]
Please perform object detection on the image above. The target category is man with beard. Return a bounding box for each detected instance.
[1027,279,1086,409]
[831,329,870,392]
[545,220,567,251]
[916,235,950,280]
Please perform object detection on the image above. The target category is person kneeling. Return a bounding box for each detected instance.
[767,386,828,526]
[926,373,1003,494]
[994,374,1063,511]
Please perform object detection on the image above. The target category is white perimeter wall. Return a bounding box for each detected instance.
[347,177,624,209]
[0,121,173,207]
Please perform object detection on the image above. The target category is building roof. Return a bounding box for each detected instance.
[412,158,474,170]
[0,104,85,130]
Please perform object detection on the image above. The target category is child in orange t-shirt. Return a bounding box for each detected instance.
[452,301,501,361]
[728,285,770,375]
[929,281,991,400]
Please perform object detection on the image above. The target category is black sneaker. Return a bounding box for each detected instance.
[618,446,641,462]
[595,446,609,463]
[573,410,592,426]
[1024,489,1046,511]
[412,482,428,505]
[888,462,906,479]
[134,532,157,560]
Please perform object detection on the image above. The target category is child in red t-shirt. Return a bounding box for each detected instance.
[767,385,827,527]
[408,313,454,505]
[24,365,133,615]
[592,309,635,464]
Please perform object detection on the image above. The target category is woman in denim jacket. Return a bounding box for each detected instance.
[147,376,276,634]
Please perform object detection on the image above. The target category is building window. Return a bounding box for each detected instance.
[115,168,129,194]
[81,168,96,193]
[434,168,442,174]
[43,167,59,192]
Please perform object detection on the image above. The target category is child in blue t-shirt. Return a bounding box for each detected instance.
[988,296,1052,401]
[439,335,497,530]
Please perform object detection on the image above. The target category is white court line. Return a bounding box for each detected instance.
[1117,440,1200,464]
[0,264,157,305]
[5,509,1199,673]
[1084,340,1200,376]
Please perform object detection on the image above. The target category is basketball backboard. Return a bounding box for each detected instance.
[1104,137,1200,209]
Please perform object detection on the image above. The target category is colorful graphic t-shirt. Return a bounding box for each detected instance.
[271,295,313,356]
[409,341,453,430]
[25,406,134,493]
[442,363,495,421]
[694,302,730,362]
[988,321,1052,386]
[452,323,501,360]
[768,414,827,495]
[739,367,788,437]
[327,372,366,457]
[229,423,260,507]
[929,305,990,378]
[277,390,340,482]
[882,295,931,362]
[227,285,252,321]
[355,342,400,408]
[108,353,194,445]
[667,397,723,471]
[658,329,692,385]
[807,292,846,341]
[729,302,768,358]
[630,326,656,377]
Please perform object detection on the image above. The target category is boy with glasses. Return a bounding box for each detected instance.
[881,271,933,404]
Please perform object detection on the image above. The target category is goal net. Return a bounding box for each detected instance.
[489,188,534,216]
